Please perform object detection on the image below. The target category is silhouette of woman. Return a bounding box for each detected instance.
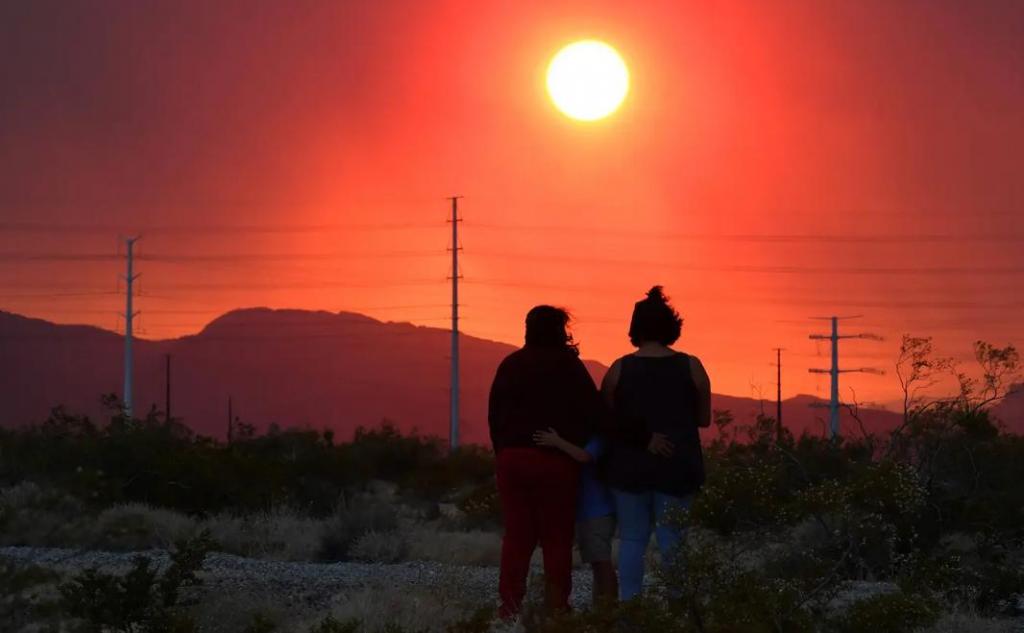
[601,287,712,600]
[488,306,603,618]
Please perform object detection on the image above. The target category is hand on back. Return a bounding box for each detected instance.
[647,432,674,457]
[533,427,565,449]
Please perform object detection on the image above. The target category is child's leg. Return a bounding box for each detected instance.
[579,515,618,606]
[612,489,652,600]
[591,561,618,606]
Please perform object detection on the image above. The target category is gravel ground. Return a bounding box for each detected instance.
[6,545,1022,632]
[0,545,594,611]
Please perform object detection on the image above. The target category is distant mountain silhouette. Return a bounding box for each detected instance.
[11,308,1014,443]
[993,383,1024,429]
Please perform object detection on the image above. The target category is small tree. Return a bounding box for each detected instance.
[966,340,1020,413]
[894,335,954,425]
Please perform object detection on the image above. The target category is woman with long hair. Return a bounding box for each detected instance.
[602,287,712,600]
[488,305,603,618]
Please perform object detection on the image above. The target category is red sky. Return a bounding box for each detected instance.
[1,0,1022,408]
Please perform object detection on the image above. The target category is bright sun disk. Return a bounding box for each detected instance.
[546,40,629,122]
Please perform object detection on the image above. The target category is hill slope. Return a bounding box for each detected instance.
[0,308,920,442]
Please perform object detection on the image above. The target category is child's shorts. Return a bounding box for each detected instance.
[576,515,616,564]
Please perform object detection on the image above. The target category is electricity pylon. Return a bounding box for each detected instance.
[448,196,463,451]
[808,316,882,439]
[122,236,140,418]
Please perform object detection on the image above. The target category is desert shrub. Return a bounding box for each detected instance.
[530,599,689,633]
[59,531,213,633]
[306,615,471,633]
[899,534,1024,616]
[944,547,1024,615]
[905,413,1024,545]
[444,609,494,633]
[456,481,501,529]
[0,556,63,632]
[407,445,495,500]
[310,616,361,633]
[0,408,496,518]
[691,459,790,535]
[692,416,879,538]
[306,584,476,633]
[242,612,281,633]
[0,354,1020,629]
[406,528,502,567]
[831,590,940,633]
[793,461,926,579]
[203,509,325,561]
[653,535,823,633]
[319,503,399,561]
[922,612,1020,633]
[339,425,444,486]
[0,481,87,546]
[349,531,409,563]
[90,504,198,551]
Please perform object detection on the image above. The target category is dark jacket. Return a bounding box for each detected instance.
[488,346,603,452]
[605,353,705,496]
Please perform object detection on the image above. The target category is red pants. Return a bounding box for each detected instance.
[496,447,580,618]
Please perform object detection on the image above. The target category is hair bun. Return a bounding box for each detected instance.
[646,286,667,302]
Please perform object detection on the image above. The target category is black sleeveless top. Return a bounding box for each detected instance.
[605,353,705,496]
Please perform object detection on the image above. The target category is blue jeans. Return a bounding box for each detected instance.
[612,489,693,600]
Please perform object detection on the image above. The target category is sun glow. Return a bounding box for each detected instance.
[546,40,629,122]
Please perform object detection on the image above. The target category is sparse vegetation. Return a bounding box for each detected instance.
[0,338,1020,632]
[58,531,213,633]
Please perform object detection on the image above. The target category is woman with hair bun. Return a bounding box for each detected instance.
[601,286,712,600]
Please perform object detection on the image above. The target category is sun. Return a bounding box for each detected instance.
[546,40,629,122]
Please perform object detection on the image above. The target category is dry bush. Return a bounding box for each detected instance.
[298,583,481,633]
[406,527,502,567]
[0,555,64,631]
[202,510,325,561]
[318,503,399,561]
[922,612,1020,633]
[0,482,86,546]
[348,530,409,563]
[190,587,292,633]
[89,503,198,550]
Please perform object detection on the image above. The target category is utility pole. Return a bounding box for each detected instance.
[772,348,785,432]
[448,196,463,452]
[165,354,172,422]
[808,316,881,440]
[122,237,140,418]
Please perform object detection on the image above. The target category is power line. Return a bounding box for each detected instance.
[0,221,445,234]
[3,245,1023,277]
[463,279,1024,310]
[70,304,453,315]
[468,222,1024,244]
[0,251,447,263]
[134,315,454,330]
[138,280,445,291]
[0,291,118,298]
[471,252,1024,276]
[0,254,121,262]
[138,251,447,263]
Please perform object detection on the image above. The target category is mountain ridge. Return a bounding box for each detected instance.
[7,308,1012,442]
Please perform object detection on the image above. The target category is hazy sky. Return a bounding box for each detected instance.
[1,0,1022,406]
